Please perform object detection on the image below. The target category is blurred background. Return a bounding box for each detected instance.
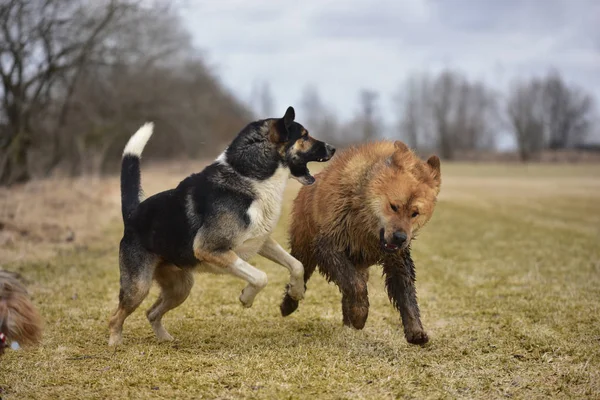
[1,0,599,186]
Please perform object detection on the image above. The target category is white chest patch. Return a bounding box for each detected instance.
[246,165,289,237]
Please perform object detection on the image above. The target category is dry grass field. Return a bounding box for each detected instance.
[1,161,599,399]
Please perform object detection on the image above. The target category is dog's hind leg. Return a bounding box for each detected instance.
[259,237,305,301]
[146,264,194,342]
[108,241,158,346]
[382,250,428,345]
[195,249,267,308]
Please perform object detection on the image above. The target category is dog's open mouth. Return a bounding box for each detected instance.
[293,173,315,185]
[379,228,400,253]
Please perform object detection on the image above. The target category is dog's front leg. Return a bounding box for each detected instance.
[258,236,305,301]
[195,248,268,308]
[382,249,429,345]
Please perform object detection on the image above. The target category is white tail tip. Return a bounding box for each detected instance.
[123,122,154,157]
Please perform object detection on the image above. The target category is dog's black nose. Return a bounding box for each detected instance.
[392,231,407,246]
[325,143,336,156]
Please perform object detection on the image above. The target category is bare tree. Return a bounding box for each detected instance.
[300,84,323,130]
[405,70,500,159]
[507,79,545,161]
[299,84,340,144]
[0,0,131,184]
[57,3,197,176]
[0,0,252,183]
[431,71,459,159]
[542,70,594,149]
[259,81,274,117]
[456,81,499,151]
[358,89,379,141]
[395,74,433,150]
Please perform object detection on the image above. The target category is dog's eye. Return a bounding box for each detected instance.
[390,203,398,212]
[411,211,419,218]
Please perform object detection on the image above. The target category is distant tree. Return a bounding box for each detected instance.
[259,81,274,117]
[506,70,597,161]
[300,84,323,130]
[0,0,252,183]
[358,89,379,141]
[507,79,545,161]
[394,74,432,150]
[397,70,498,159]
[431,71,460,159]
[299,84,340,144]
[542,70,594,149]
[455,81,499,151]
[0,0,128,184]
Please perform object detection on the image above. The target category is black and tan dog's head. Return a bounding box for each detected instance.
[269,107,336,185]
[226,106,335,184]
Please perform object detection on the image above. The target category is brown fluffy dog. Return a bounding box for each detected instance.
[0,270,42,355]
[280,141,441,345]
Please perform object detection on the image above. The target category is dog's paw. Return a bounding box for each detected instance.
[287,282,305,301]
[239,287,254,308]
[157,332,174,342]
[280,295,299,316]
[406,330,429,345]
[108,334,123,347]
[154,326,174,342]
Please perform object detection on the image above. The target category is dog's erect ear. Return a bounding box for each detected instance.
[391,141,411,170]
[394,141,409,152]
[283,106,295,131]
[427,155,441,183]
[270,107,295,143]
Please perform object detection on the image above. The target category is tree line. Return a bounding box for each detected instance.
[293,69,596,162]
[2,1,596,187]
[0,0,251,186]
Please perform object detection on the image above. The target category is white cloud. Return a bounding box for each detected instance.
[180,0,600,141]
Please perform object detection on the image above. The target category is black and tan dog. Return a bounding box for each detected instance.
[109,107,335,346]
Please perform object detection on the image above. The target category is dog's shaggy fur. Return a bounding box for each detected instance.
[0,270,42,355]
[280,140,441,345]
[109,107,335,346]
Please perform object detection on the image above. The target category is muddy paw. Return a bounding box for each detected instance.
[406,330,429,345]
[280,295,299,316]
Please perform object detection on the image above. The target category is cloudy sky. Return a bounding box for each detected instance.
[181,0,599,143]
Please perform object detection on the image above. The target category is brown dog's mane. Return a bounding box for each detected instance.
[291,140,440,260]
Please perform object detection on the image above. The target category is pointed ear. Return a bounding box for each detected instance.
[394,141,409,152]
[427,155,441,182]
[390,141,410,169]
[283,106,295,130]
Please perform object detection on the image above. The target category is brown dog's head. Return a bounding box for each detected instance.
[268,107,336,185]
[368,141,441,253]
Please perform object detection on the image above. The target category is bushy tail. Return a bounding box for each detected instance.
[121,122,154,222]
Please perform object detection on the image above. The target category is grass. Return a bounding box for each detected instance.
[1,162,600,399]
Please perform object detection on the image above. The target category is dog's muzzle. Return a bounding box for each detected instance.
[380,228,407,253]
[322,143,336,161]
